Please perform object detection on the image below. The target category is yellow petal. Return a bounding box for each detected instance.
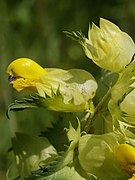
[7,58,46,80]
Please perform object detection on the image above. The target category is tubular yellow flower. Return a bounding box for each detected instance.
[81,18,135,72]
[7,58,97,112]
[114,144,135,175]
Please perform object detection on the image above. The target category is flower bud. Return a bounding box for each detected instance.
[83,18,135,72]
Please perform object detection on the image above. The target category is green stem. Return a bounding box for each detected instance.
[83,88,112,134]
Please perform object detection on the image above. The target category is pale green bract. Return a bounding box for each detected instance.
[29,68,97,112]
[78,132,129,180]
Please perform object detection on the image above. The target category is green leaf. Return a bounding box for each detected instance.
[40,113,77,152]
[6,97,39,119]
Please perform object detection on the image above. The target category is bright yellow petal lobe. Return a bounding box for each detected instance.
[114,144,135,175]
[7,58,46,91]
[7,58,46,80]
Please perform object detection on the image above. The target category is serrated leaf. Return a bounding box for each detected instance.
[40,113,77,152]
[6,97,39,119]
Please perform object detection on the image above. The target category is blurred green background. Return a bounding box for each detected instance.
[0,0,135,179]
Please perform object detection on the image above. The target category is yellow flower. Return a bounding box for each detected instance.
[114,144,135,175]
[7,58,97,112]
[82,18,135,72]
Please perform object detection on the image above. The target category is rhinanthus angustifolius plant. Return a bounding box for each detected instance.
[6,18,135,180]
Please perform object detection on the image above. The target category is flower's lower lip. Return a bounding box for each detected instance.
[8,76,15,82]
